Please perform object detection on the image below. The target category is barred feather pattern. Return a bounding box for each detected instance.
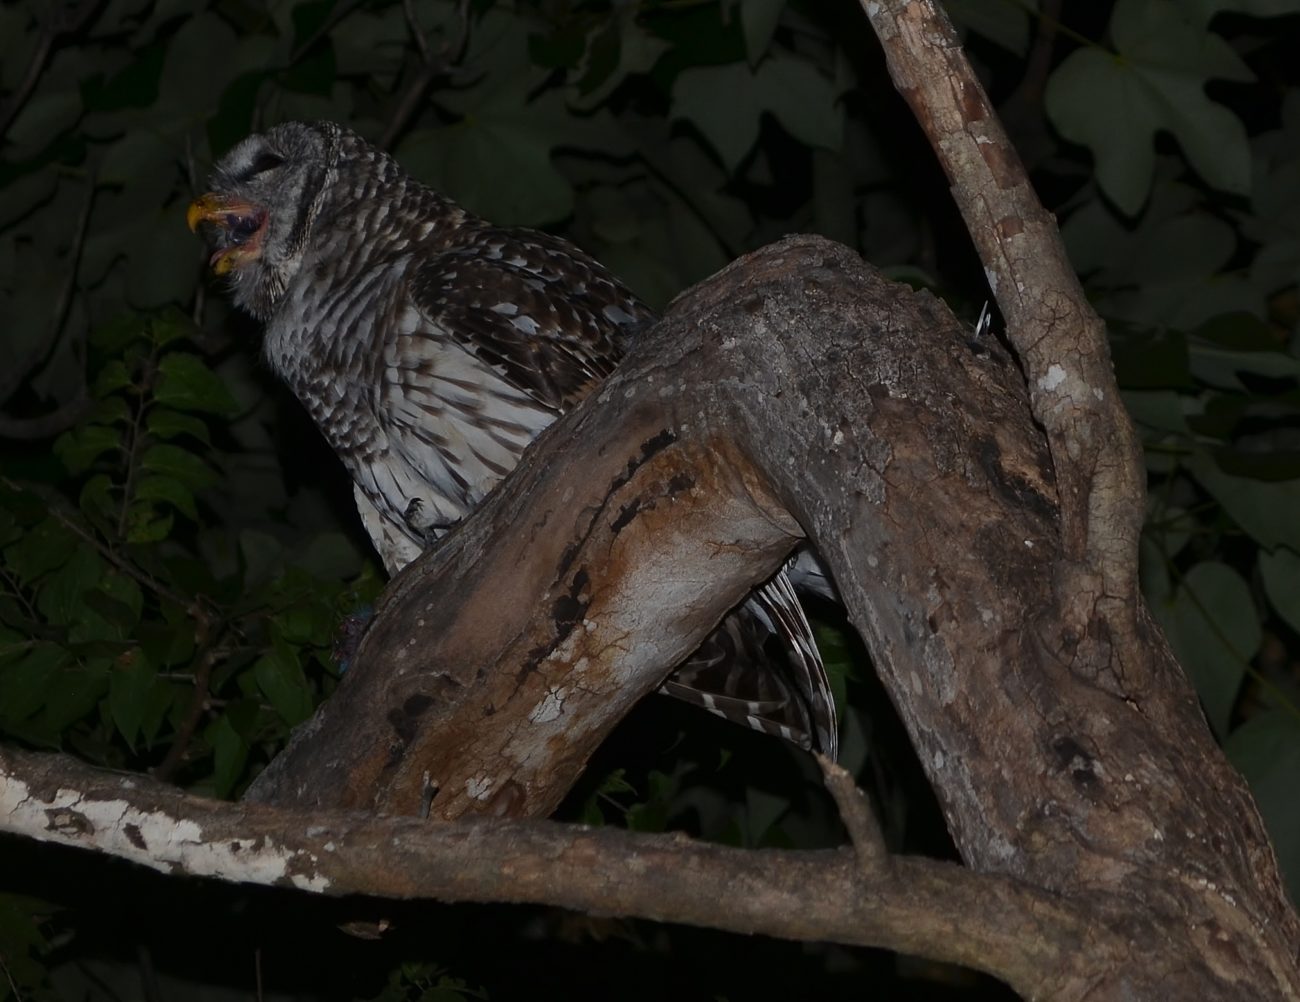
[199,121,838,758]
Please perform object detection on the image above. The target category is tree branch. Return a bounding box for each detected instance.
[0,743,1100,999]
[858,0,1146,665]
[819,756,887,873]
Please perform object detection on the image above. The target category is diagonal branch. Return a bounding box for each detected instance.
[858,0,1146,667]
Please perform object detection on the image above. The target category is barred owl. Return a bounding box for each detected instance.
[189,120,837,757]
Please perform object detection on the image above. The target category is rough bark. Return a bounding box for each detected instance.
[3,2,1298,1000]
[2,744,1101,997]
[243,239,1047,821]
[242,233,1298,997]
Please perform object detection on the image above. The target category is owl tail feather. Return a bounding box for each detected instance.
[659,563,839,760]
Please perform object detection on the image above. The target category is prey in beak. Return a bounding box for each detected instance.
[188,194,269,275]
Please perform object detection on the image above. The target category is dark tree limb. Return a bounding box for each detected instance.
[859,0,1147,661]
[0,743,1108,999]
[819,757,887,872]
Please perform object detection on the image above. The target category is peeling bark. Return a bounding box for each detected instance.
[0,744,1105,999]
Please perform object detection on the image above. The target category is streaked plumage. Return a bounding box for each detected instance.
[191,120,837,757]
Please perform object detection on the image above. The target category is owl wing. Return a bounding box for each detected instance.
[409,226,651,410]
[367,226,838,757]
[357,227,648,538]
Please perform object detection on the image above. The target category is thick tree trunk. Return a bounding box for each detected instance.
[244,234,1300,997]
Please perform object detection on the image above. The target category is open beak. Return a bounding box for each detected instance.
[187,193,269,275]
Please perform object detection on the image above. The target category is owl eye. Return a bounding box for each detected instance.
[247,151,285,176]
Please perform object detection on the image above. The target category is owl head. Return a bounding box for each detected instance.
[189,121,368,319]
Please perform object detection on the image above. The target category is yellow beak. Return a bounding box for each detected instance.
[186,193,227,233]
[188,193,268,274]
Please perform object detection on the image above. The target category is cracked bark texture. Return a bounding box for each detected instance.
[245,234,1299,998]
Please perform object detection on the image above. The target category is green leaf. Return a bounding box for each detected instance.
[240,529,286,587]
[1189,453,1300,552]
[3,518,78,584]
[944,0,1032,55]
[127,210,203,307]
[82,590,141,636]
[38,658,111,735]
[123,502,174,544]
[146,408,211,444]
[405,68,598,227]
[90,314,148,353]
[673,54,842,171]
[88,394,133,428]
[0,645,67,727]
[295,532,365,580]
[139,443,217,491]
[253,645,314,725]
[273,595,337,647]
[1183,0,1300,24]
[741,0,785,65]
[744,785,790,846]
[156,12,276,114]
[135,474,197,520]
[138,616,196,672]
[35,548,105,627]
[92,359,134,397]
[1260,548,1300,636]
[154,352,239,416]
[5,90,82,160]
[54,424,123,473]
[1152,561,1259,736]
[207,701,258,797]
[1224,709,1300,905]
[1044,0,1252,213]
[1187,341,1300,389]
[78,474,116,528]
[571,12,671,108]
[109,650,156,747]
[1121,390,1189,435]
[148,310,199,348]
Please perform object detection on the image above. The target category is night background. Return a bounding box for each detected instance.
[2,0,1300,998]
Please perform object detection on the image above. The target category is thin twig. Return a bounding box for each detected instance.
[380,0,474,150]
[403,0,431,64]
[1,476,192,613]
[0,176,96,412]
[0,950,23,1002]
[0,30,53,141]
[152,617,220,783]
[998,0,1063,159]
[818,755,889,874]
[288,0,368,64]
[115,349,155,540]
[0,0,103,140]
[380,62,445,151]
[185,133,208,328]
